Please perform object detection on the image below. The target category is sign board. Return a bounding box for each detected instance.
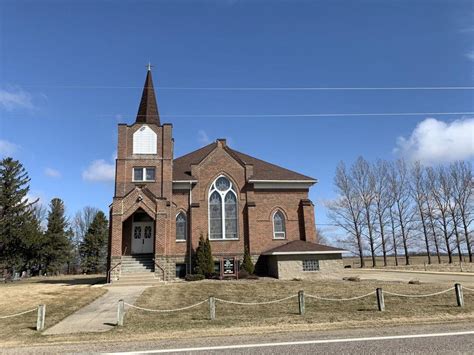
[220,257,238,279]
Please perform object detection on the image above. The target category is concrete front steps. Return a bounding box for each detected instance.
[108,254,162,286]
[121,254,154,273]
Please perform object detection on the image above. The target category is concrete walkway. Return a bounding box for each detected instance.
[43,286,147,335]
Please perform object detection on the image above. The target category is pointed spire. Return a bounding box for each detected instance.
[135,66,160,125]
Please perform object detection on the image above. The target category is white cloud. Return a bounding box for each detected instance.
[44,167,61,178]
[0,88,34,111]
[82,159,115,182]
[0,139,19,157]
[198,130,211,145]
[467,51,474,61]
[394,117,474,164]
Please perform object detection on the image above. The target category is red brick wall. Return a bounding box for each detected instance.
[109,129,318,266]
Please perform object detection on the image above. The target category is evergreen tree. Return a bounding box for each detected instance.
[43,198,71,274]
[0,158,35,271]
[241,246,254,274]
[80,211,108,274]
[22,205,45,275]
[194,234,214,277]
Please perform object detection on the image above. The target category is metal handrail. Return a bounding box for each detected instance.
[107,261,122,283]
[154,259,166,281]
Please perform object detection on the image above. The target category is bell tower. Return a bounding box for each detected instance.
[114,66,173,200]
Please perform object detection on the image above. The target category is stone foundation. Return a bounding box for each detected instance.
[268,254,343,280]
[109,256,122,281]
[154,255,188,281]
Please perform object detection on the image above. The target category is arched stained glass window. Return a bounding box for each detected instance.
[209,191,223,239]
[176,212,187,241]
[273,211,286,239]
[208,176,238,239]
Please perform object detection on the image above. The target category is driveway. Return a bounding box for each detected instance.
[343,269,474,286]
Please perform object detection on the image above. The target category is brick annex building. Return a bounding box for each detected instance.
[107,69,344,282]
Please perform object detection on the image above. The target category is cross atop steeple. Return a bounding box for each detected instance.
[146,61,153,71]
[135,67,160,125]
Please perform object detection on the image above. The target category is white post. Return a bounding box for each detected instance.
[209,296,216,320]
[298,290,305,316]
[117,299,125,326]
[36,304,45,331]
[376,288,385,311]
[455,284,464,307]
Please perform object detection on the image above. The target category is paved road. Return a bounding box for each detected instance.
[4,322,473,354]
[43,286,147,335]
[343,269,474,285]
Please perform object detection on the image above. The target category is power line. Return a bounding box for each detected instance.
[98,111,474,118]
[17,85,474,91]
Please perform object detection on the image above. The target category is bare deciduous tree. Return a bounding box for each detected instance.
[326,162,366,267]
[450,161,473,262]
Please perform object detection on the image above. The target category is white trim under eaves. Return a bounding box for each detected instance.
[250,180,317,190]
[172,180,198,190]
[249,179,318,183]
[263,250,348,255]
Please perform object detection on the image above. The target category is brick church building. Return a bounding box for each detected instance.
[107,68,344,282]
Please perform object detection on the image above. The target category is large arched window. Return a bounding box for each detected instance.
[176,212,187,241]
[209,176,238,239]
[273,210,286,239]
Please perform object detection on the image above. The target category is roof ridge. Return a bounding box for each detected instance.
[228,147,315,181]
[174,142,217,162]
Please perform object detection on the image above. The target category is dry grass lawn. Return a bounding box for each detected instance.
[0,275,106,345]
[345,256,474,273]
[115,279,474,340]
[1,276,473,347]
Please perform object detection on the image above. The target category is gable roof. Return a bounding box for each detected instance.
[172,142,315,182]
[262,240,346,255]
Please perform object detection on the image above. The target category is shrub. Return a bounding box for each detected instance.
[241,246,255,275]
[194,234,214,278]
[185,274,205,281]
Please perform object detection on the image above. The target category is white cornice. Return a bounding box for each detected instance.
[263,250,347,256]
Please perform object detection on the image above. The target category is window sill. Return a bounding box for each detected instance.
[273,238,287,241]
[209,239,240,241]
[176,240,187,243]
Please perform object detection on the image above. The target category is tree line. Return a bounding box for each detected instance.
[0,157,108,277]
[327,158,472,267]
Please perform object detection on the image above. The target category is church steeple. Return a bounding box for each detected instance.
[135,65,160,125]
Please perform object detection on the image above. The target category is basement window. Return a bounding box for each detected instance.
[302,259,319,272]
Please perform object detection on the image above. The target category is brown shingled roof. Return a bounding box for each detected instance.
[172,141,315,181]
[262,240,346,255]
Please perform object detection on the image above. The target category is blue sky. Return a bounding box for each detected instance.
[0,0,473,236]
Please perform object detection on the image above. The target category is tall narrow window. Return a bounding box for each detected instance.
[273,211,286,239]
[209,191,222,239]
[176,213,187,241]
[208,176,238,239]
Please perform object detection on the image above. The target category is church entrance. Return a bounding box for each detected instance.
[131,222,154,254]
[129,210,155,255]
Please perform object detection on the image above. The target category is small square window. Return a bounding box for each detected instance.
[146,168,155,181]
[133,168,143,181]
[302,259,319,272]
